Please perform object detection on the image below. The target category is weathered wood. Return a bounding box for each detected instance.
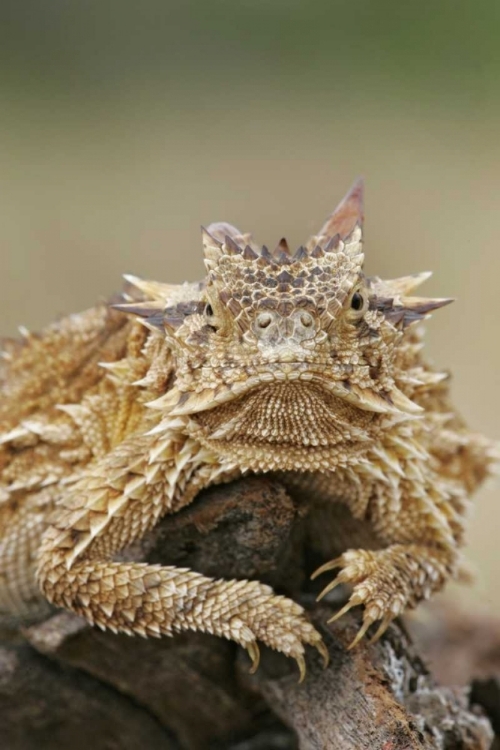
[0,643,179,750]
[252,607,493,750]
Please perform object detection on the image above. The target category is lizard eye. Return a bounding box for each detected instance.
[348,289,368,319]
[351,292,364,311]
[205,303,214,317]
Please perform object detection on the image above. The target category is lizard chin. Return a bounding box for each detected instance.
[189,381,380,448]
[146,367,422,422]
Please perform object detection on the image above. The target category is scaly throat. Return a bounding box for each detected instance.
[191,382,379,448]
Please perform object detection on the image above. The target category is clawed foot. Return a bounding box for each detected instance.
[312,548,410,649]
[245,634,329,683]
[233,583,329,682]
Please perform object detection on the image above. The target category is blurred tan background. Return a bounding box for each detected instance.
[1,1,499,612]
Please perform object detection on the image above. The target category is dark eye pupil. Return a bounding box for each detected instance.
[351,292,364,311]
[205,304,213,316]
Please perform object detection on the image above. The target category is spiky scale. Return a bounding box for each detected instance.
[224,235,242,255]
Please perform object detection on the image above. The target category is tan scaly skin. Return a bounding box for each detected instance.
[0,181,497,681]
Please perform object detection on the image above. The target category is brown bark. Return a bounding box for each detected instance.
[0,477,495,749]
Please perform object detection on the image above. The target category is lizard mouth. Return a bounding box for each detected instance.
[191,379,379,446]
[146,368,422,419]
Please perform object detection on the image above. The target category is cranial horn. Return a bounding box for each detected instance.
[274,236,292,263]
[276,237,290,254]
[201,226,223,248]
[111,301,165,330]
[122,274,176,303]
[306,178,364,252]
[204,222,261,255]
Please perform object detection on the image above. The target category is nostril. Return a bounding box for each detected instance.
[256,312,273,329]
[300,312,314,328]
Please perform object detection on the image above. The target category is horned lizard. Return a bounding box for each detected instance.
[0,181,496,680]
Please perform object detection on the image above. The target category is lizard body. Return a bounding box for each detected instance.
[0,181,496,678]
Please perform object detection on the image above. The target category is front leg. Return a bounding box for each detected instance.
[312,470,461,648]
[313,542,456,648]
[37,430,327,680]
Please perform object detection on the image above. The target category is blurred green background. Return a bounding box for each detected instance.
[1,1,499,612]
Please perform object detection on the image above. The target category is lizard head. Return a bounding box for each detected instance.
[117,180,452,464]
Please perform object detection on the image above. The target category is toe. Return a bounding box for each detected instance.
[347,614,377,649]
[246,641,261,673]
[327,591,365,624]
[295,654,307,683]
[311,556,344,580]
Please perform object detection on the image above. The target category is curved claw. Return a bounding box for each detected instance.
[315,639,330,669]
[246,641,261,674]
[311,557,343,580]
[316,574,344,602]
[327,593,364,624]
[347,616,376,650]
[295,654,306,683]
[367,614,393,645]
